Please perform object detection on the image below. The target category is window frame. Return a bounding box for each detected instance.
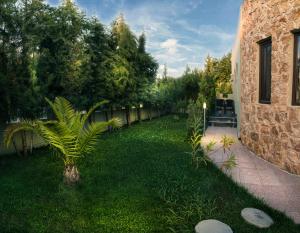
[258,37,272,104]
[292,31,300,106]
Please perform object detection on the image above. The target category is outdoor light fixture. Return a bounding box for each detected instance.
[203,102,207,136]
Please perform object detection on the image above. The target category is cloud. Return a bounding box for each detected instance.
[185,0,203,13]
[103,0,124,7]
[157,64,186,78]
[160,39,178,55]
[120,1,235,77]
[67,0,237,78]
[176,19,234,41]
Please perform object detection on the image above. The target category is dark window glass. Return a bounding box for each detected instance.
[259,38,272,104]
[292,33,300,105]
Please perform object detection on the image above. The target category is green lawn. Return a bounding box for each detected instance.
[0,115,299,233]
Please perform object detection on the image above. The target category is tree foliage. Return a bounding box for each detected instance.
[0,2,158,124]
[203,53,232,96]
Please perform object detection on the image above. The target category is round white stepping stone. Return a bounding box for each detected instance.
[241,208,274,228]
[195,219,233,233]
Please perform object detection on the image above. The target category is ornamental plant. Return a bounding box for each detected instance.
[187,103,209,168]
[220,135,237,171]
[4,97,122,185]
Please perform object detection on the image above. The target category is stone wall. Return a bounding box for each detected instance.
[239,0,300,174]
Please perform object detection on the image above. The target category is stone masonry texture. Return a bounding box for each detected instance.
[239,0,300,174]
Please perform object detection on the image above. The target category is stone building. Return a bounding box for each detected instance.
[232,0,300,174]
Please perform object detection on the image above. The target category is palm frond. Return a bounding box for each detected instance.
[206,140,216,152]
[4,120,37,147]
[108,117,123,129]
[81,100,109,125]
[45,97,75,123]
[38,123,78,158]
[79,118,121,155]
[221,135,235,153]
[221,153,237,171]
[78,121,110,155]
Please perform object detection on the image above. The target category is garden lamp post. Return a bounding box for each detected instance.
[203,102,207,136]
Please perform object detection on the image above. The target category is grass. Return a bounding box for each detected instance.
[0,115,299,233]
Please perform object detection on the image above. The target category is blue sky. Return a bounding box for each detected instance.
[47,0,243,77]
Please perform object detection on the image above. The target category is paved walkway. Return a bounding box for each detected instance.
[202,127,300,224]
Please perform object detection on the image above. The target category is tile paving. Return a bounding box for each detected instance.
[202,126,300,224]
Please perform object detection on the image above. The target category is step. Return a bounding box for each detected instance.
[208,120,237,124]
[209,117,237,122]
[208,120,237,127]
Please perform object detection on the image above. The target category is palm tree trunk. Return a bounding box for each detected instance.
[63,164,80,185]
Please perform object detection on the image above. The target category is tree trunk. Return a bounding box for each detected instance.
[87,109,92,124]
[30,131,33,154]
[110,106,114,118]
[63,164,80,185]
[92,112,96,122]
[21,131,28,157]
[137,105,141,122]
[125,106,131,126]
[105,110,109,122]
[148,108,152,121]
[105,110,111,131]
[110,107,114,132]
[12,137,21,157]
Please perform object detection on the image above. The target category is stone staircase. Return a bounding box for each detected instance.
[208,115,237,127]
[208,99,237,128]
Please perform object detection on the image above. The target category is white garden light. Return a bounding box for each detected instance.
[203,102,207,136]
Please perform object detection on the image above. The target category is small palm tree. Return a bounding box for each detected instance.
[4,97,122,185]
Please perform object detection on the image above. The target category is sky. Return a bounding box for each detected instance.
[47,0,243,77]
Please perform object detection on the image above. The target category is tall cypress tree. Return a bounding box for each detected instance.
[110,14,138,125]
[37,0,85,103]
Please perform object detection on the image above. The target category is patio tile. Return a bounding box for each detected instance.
[240,174,261,185]
[286,212,300,223]
[229,167,240,182]
[202,126,300,224]
[260,174,282,186]
[262,185,288,196]
[239,167,259,175]
[264,198,287,212]
[261,186,289,211]
[285,199,300,212]
[285,185,300,198]
[278,174,300,186]
[246,184,265,197]
[237,161,257,169]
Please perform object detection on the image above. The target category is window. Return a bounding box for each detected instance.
[293,32,300,106]
[258,37,272,104]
